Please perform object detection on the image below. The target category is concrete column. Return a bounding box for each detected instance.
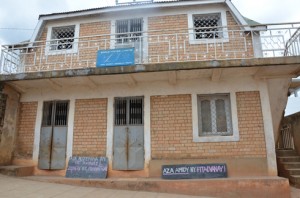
[0,83,20,165]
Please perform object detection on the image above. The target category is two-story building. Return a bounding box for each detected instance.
[0,0,300,196]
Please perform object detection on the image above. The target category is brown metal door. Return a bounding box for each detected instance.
[38,101,69,170]
[113,97,144,170]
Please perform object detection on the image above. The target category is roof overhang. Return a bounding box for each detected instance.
[38,0,225,20]
[1,57,300,93]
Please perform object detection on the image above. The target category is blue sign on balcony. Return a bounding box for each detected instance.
[96,48,135,67]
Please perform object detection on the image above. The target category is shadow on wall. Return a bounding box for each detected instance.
[281,112,300,155]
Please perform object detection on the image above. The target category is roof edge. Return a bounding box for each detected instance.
[38,0,225,20]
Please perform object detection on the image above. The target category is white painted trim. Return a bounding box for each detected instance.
[225,0,250,30]
[32,98,75,164]
[45,23,80,55]
[144,95,151,166]
[260,82,277,176]
[110,20,116,50]
[187,9,229,44]
[192,91,239,142]
[66,99,75,159]
[253,33,263,58]
[32,100,43,161]
[106,96,114,166]
[30,20,44,43]
[39,0,225,21]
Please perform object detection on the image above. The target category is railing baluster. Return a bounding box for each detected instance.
[1,23,300,74]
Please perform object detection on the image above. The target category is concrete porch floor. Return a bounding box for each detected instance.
[0,174,294,198]
[0,174,299,198]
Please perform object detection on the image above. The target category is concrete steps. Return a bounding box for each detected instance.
[283,162,300,169]
[23,176,290,198]
[0,165,34,177]
[290,175,300,188]
[276,149,300,188]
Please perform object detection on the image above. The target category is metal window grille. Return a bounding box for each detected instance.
[115,97,143,126]
[280,124,295,149]
[198,94,232,136]
[42,101,69,127]
[193,13,222,39]
[116,18,143,44]
[50,25,75,51]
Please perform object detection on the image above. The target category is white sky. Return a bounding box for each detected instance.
[0,0,299,115]
[1,0,300,44]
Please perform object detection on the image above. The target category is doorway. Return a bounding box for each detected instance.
[113,97,144,170]
[38,101,69,170]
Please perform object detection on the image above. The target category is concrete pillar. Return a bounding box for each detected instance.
[0,83,20,165]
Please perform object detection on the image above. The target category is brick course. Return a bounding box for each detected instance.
[147,12,254,63]
[150,92,266,159]
[14,102,38,159]
[24,21,111,72]
[73,98,107,157]
[23,11,255,71]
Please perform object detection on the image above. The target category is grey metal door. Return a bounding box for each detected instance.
[113,97,144,170]
[38,101,69,170]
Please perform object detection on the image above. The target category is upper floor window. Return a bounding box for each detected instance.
[46,24,79,54]
[116,18,143,44]
[188,11,228,44]
[193,13,222,39]
[50,25,75,51]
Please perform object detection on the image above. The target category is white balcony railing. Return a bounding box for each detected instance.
[1,22,300,74]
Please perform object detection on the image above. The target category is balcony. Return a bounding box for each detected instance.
[1,22,300,74]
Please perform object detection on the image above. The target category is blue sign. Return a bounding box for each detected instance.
[66,156,108,179]
[96,48,135,67]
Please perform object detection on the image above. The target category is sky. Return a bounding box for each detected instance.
[0,0,299,114]
[1,0,300,45]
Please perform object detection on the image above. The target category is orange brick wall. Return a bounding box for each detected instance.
[147,12,254,63]
[14,102,38,159]
[24,21,111,72]
[150,92,266,159]
[21,11,255,71]
[73,98,107,157]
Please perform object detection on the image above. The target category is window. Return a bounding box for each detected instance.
[42,101,69,127]
[114,97,143,126]
[198,94,232,136]
[188,11,228,44]
[45,24,79,54]
[50,25,75,51]
[116,18,143,44]
[193,13,222,39]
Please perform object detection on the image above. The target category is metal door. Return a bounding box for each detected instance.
[38,101,69,170]
[113,97,144,170]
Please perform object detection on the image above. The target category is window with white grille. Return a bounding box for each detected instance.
[193,13,222,39]
[50,25,75,51]
[197,94,232,136]
[116,18,143,44]
[188,11,228,44]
